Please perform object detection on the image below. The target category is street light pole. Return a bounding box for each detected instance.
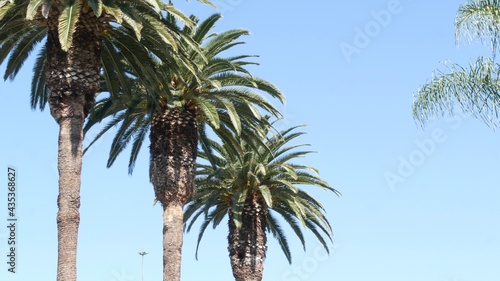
[138,251,148,281]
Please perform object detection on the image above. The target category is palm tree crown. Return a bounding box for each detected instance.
[0,0,204,112]
[84,13,284,173]
[413,0,500,128]
[185,122,340,281]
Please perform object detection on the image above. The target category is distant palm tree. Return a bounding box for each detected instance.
[84,14,284,281]
[413,0,500,127]
[185,123,340,281]
[0,1,205,280]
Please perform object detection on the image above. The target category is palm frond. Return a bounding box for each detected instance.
[413,57,500,128]
[4,24,45,80]
[0,0,16,21]
[267,213,292,263]
[87,0,103,17]
[58,0,81,51]
[186,124,339,263]
[26,0,45,20]
[30,44,48,110]
[456,0,500,56]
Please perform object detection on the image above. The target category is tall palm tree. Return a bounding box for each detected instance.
[413,0,500,127]
[83,14,285,281]
[184,123,340,281]
[0,1,205,280]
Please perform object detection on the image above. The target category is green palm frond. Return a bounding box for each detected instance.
[122,13,143,40]
[83,111,126,155]
[58,0,81,51]
[194,0,215,8]
[127,116,149,174]
[185,190,227,259]
[1,0,211,109]
[144,0,162,12]
[26,0,45,20]
[30,44,48,110]
[414,1,500,128]
[83,13,284,174]
[87,0,103,17]
[100,40,132,97]
[0,1,16,21]
[231,188,248,228]
[304,219,331,255]
[413,57,500,127]
[0,19,35,73]
[191,13,220,44]
[185,123,339,263]
[4,24,45,80]
[267,213,292,263]
[456,0,500,55]
[193,210,214,259]
[197,97,221,129]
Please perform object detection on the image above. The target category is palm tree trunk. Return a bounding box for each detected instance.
[55,111,84,281]
[228,193,267,281]
[46,6,101,281]
[150,106,198,281]
[162,202,184,281]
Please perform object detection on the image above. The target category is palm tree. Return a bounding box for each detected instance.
[83,14,285,281]
[413,0,500,127]
[184,123,340,281]
[0,1,205,280]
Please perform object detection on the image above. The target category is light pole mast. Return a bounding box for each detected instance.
[138,251,148,281]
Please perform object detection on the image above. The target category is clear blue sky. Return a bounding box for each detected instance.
[1,1,500,280]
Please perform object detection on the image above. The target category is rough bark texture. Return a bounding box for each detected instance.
[162,203,184,281]
[228,192,268,281]
[150,105,198,281]
[46,5,101,281]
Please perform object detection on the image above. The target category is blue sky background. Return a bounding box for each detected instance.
[1,1,500,280]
